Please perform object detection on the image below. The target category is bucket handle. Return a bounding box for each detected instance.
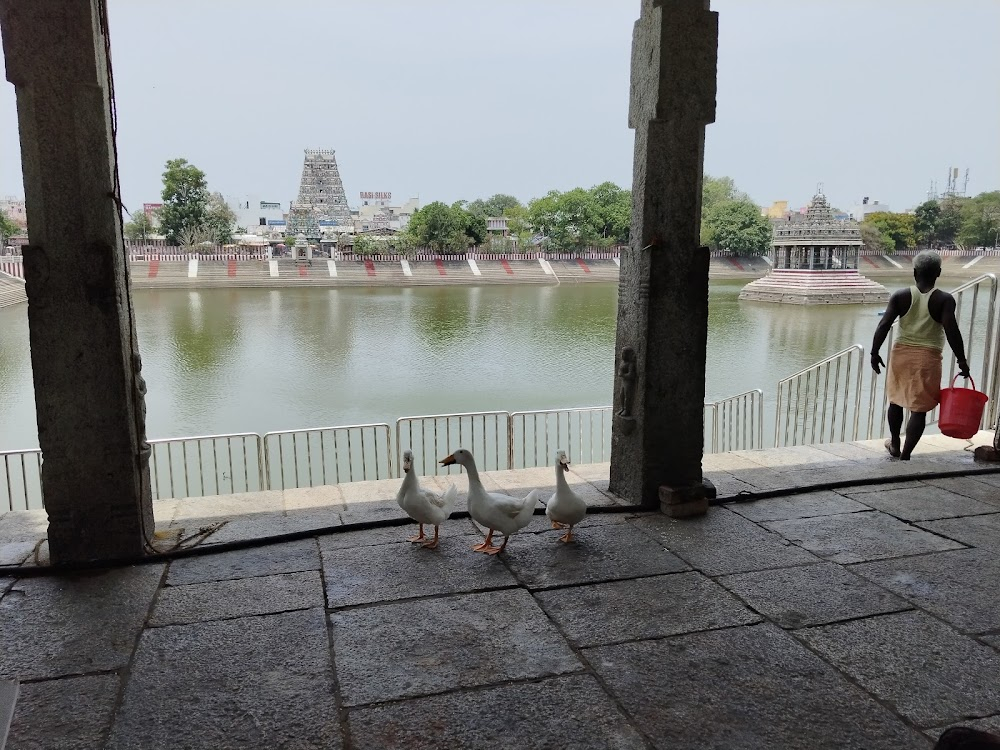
[950,374,977,391]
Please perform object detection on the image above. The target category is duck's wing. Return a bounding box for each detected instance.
[489,491,531,519]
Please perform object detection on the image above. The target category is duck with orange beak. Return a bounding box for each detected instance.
[440,448,541,555]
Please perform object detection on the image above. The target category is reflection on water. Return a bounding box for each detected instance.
[0,275,955,450]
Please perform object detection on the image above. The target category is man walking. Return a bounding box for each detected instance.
[871,250,970,460]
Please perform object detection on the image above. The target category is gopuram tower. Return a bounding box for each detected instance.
[287,149,351,237]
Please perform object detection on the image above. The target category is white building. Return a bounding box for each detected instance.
[0,196,28,230]
[849,198,891,222]
[354,194,419,233]
[226,195,287,236]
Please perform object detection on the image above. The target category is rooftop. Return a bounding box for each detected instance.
[2,434,1000,748]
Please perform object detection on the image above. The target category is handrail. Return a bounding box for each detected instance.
[705,389,764,452]
[395,411,510,476]
[262,423,392,489]
[775,345,864,447]
[147,433,264,501]
[508,406,612,468]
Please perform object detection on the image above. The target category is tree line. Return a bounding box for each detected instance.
[862,191,1000,254]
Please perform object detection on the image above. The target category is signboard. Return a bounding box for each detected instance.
[260,201,281,210]
[143,202,162,219]
[360,192,391,201]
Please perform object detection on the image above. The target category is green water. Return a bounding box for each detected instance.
[0,278,932,451]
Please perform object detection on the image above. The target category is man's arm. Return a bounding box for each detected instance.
[871,292,903,374]
[940,293,971,378]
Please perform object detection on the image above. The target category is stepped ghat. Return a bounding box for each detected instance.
[739,192,889,304]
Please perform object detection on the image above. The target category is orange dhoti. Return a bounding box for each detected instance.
[886,343,942,413]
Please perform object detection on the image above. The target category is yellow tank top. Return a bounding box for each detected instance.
[896,286,944,351]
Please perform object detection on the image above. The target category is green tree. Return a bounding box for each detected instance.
[957,191,1000,249]
[405,201,470,251]
[589,181,631,245]
[123,212,154,242]
[526,188,601,251]
[863,212,916,253]
[159,158,209,246]
[454,201,488,246]
[0,210,19,248]
[937,197,965,246]
[703,199,771,255]
[467,194,522,217]
[204,192,236,245]
[860,223,892,254]
[700,175,746,246]
[913,200,941,247]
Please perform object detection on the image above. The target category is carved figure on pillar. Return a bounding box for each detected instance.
[617,346,637,417]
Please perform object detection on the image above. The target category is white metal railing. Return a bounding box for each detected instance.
[395,411,510,476]
[776,346,864,447]
[148,433,265,501]
[509,407,613,469]
[263,423,392,490]
[706,389,764,452]
[1,448,42,511]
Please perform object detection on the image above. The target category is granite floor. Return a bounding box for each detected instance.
[2,433,1000,748]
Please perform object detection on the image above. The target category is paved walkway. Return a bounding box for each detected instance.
[1,434,1000,748]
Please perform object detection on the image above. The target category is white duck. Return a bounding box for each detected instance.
[396,449,458,549]
[545,450,587,543]
[439,448,541,555]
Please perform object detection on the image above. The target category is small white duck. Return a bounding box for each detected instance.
[396,449,458,549]
[439,448,541,555]
[545,450,587,543]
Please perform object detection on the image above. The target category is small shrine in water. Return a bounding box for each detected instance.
[739,191,888,304]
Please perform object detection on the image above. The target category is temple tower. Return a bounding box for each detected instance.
[292,148,350,225]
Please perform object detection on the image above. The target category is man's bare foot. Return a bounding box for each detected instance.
[884,438,901,458]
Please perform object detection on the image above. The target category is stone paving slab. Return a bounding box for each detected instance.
[730,445,848,468]
[282,484,344,512]
[764,510,964,565]
[348,674,647,750]
[586,623,926,749]
[918,513,1000,553]
[718,561,911,629]
[0,577,11,598]
[0,510,47,544]
[0,565,163,681]
[703,471,758,497]
[330,588,582,706]
[7,674,119,750]
[151,570,324,626]
[798,611,1000,728]
[969,473,1000,489]
[726,490,870,522]
[166,538,321,585]
[850,549,1000,634]
[927,716,1000,742]
[107,608,340,750]
[536,571,761,647]
[0,541,35,566]
[320,535,518,608]
[170,490,284,527]
[318,518,478,550]
[632,507,819,576]
[838,484,1000,522]
[502,522,689,589]
[921,475,1000,504]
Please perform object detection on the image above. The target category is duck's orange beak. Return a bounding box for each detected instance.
[439,454,456,466]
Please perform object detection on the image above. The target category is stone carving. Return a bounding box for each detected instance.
[617,346,637,417]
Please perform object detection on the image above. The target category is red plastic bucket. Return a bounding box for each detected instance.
[939,375,989,439]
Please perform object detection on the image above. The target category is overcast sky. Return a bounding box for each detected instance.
[1,0,998,215]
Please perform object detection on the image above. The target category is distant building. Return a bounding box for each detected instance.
[354,195,419,233]
[226,196,287,235]
[761,200,789,219]
[0,196,28,229]
[486,217,510,236]
[849,197,891,222]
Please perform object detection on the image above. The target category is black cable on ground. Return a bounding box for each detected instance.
[2,464,998,578]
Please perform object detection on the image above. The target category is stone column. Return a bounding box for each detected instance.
[1,0,153,563]
[610,0,718,514]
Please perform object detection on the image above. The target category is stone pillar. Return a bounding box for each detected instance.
[610,0,718,514]
[1,0,153,563]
